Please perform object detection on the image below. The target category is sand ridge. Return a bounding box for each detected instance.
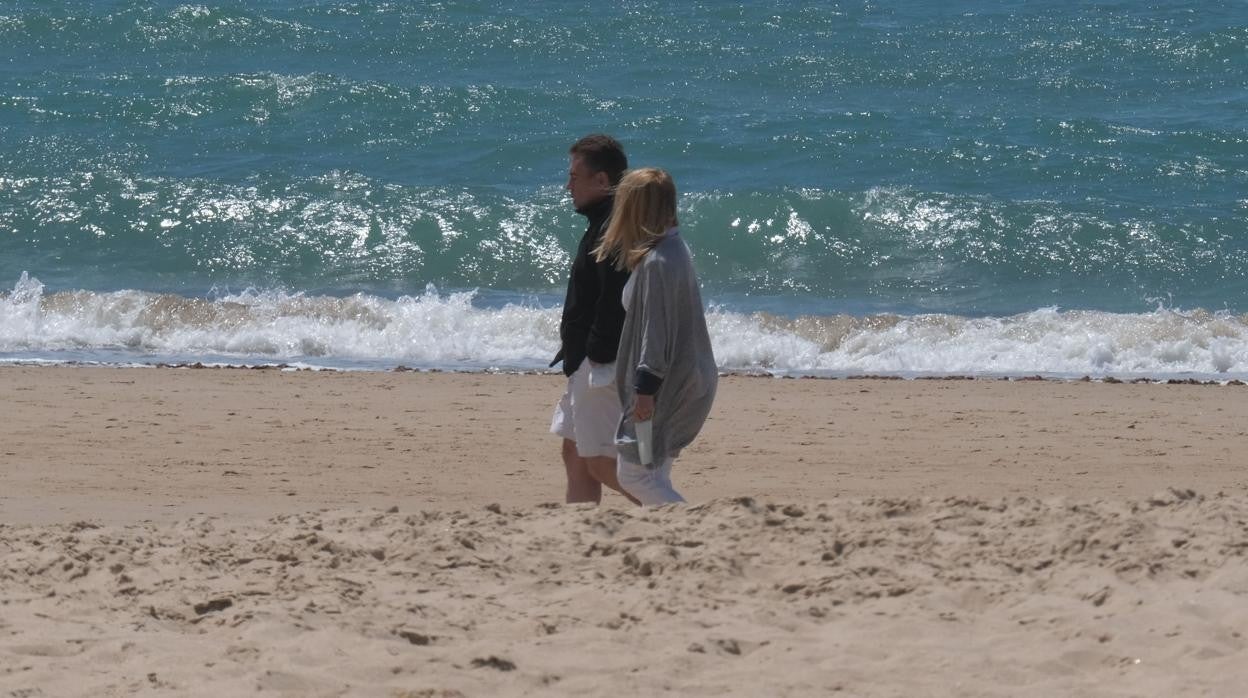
[4,491,1247,696]
[4,366,1248,695]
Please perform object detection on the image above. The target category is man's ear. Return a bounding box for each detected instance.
[593,170,611,191]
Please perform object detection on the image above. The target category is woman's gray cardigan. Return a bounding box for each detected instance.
[614,230,718,466]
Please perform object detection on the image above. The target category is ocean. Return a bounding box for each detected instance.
[2,1,1246,377]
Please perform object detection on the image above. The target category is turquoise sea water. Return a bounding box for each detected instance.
[2,2,1246,375]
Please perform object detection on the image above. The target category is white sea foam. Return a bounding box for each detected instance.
[0,273,560,370]
[4,273,1248,378]
[707,306,1248,379]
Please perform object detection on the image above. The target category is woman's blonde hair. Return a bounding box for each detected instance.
[593,168,678,271]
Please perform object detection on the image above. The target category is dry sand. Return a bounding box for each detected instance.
[2,366,1248,696]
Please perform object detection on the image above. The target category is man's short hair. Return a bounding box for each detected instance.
[569,134,628,185]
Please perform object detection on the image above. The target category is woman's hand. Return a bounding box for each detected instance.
[633,393,655,421]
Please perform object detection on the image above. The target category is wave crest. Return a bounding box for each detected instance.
[5,274,1248,377]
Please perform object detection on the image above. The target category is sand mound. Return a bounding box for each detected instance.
[4,492,1247,696]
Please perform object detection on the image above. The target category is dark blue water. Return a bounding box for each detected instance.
[2,2,1247,374]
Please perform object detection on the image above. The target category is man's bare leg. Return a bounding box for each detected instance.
[586,455,642,506]
[563,438,601,504]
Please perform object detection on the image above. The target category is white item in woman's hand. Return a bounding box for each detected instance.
[635,419,654,465]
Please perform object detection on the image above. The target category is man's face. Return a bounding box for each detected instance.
[566,155,610,211]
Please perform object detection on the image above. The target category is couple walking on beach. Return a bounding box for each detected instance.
[549,134,718,506]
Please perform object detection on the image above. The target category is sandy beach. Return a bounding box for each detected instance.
[3,366,1248,696]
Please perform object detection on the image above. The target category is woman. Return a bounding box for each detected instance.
[593,168,717,505]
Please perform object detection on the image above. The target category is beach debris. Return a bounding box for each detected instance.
[1085,586,1113,607]
[396,629,434,646]
[192,597,233,615]
[470,656,516,671]
[1147,488,1199,508]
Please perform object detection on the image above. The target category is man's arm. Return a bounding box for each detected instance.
[584,256,629,365]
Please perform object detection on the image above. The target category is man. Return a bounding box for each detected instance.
[549,134,637,504]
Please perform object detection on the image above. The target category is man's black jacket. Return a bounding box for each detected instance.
[550,195,630,377]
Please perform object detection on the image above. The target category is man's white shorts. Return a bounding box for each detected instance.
[550,360,621,459]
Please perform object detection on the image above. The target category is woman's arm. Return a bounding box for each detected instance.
[632,255,675,418]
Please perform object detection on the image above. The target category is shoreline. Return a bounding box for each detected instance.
[6,357,1248,385]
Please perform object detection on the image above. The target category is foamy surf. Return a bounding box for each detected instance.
[4,273,1248,378]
